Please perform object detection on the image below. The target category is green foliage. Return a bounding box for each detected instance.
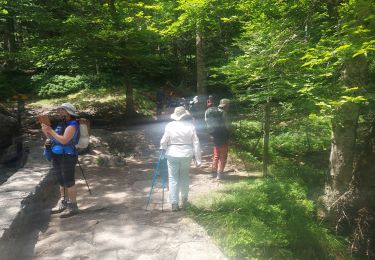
[232,114,331,171]
[134,89,155,116]
[36,75,89,98]
[32,73,124,99]
[233,120,262,140]
[231,146,262,172]
[2,0,374,257]
[270,158,326,193]
[189,179,348,259]
[83,74,123,89]
[0,72,32,101]
[271,117,331,159]
[232,119,262,155]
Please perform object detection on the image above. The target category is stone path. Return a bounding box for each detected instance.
[31,121,252,259]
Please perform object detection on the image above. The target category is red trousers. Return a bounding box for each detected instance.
[212,144,228,174]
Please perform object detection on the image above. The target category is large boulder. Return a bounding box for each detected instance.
[0,104,19,163]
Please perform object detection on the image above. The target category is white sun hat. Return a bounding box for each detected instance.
[170,106,191,121]
[58,103,78,116]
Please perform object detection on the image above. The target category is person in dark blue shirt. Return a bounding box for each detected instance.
[42,103,80,218]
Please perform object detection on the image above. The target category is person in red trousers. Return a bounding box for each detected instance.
[208,98,230,180]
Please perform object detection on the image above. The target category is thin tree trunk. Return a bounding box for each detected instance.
[6,16,16,53]
[123,63,136,116]
[4,5,16,69]
[262,98,271,177]
[95,59,100,75]
[305,122,311,152]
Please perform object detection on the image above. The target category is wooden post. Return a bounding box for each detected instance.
[17,100,24,127]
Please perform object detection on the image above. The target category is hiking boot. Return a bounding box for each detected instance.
[60,202,79,218]
[210,171,217,178]
[171,204,180,212]
[51,199,67,214]
[216,173,222,181]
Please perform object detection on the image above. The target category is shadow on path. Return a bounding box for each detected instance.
[28,120,259,259]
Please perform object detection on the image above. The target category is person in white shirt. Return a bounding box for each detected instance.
[160,106,202,211]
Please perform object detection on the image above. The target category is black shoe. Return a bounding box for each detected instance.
[51,199,67,214]
[60,202,79,218]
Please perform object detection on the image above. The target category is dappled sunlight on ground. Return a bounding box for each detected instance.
[31,120,261,259]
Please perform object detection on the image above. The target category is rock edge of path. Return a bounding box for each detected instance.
[0,133,57,260]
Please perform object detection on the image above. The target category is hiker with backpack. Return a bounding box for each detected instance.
[205,98,231,180]
[160,106,202,211]
[207,95,214,108]
[41,103,81,218]
[188,96,199,123]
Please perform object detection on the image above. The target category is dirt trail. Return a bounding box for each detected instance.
[32,121,253,259]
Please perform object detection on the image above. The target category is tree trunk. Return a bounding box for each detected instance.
[123,63,136,116]
[95,59,100,75]
[262,98,271,177]
[108,0,116,17]
[329,102,359,193]
[350,118,375,257]
[4,5,16,69]
[196,23,206,96]
[6,16,16,53]
[322,55,367,212]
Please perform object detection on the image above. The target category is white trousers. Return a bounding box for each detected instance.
[166,156,192,205]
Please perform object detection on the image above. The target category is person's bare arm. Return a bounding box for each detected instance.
[41,124,76,144]
[41,127,50,139]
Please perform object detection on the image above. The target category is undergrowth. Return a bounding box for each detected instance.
[188,179,349,259]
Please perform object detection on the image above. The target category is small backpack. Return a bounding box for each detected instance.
[75,118,90,150]
[205,107,224,134]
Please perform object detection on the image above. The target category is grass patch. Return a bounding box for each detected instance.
[230,146,262,172]
[188,179,348,259]
[28,87,155,116]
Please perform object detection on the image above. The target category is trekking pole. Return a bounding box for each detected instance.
[77,160,92,195]
[161,155,167,211]
[146,151,165,210]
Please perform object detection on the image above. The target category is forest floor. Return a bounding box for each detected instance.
[30,119,259,259]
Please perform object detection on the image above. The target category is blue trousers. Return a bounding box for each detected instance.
[166,156,192,204]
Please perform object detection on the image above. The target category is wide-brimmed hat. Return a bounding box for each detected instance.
[218,98,230,108]
[58,103,78,116]
[171,106,190,121]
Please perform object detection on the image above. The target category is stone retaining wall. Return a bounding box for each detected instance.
[0,136,58,260]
